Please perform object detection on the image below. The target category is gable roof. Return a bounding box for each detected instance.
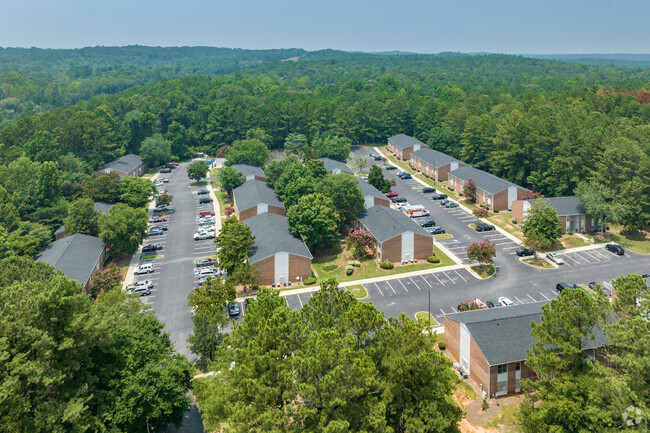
[233,179,284,211]
[232,164,265,180]
[446,301,608,365]
[357,205,433,243]
[448,165,527,194]
[411,147,460,167]
[388,134,425,149]
[357,178,388,201]
[244,213,312,263]
[320,158,354,175]
[36,233,105,287]
[97,154,144,175]
[93,201,114,214]
[525,196,585,216]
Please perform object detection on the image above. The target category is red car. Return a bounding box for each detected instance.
[149,215,168,223]
[385,191,398,198]
[199,210,215,217]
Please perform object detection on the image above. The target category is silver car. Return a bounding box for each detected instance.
[546,252,564,265]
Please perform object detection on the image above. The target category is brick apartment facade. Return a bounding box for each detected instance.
[511,196,600,234]
[410,147,465,182]
[387,134,425,160]
[447,165,530,211]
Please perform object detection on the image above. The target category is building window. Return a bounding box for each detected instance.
[515,362,521,371]
[497,364,508,375]
[497,380,507,394]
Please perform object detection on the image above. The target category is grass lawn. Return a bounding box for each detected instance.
[469,223,477,229]
[488,211,525,241]
[189,181,207,188]
[455,380,478,401]
[214,189,232,216]
[112,254,132,283]
[471,264,495,278]
[436,332,445,346]
[483,403,521,431]
[194,255,217,262]
[142,254,163,260]
[597,227,650,254]
[346,284,368,299]
[312,245,455,283]
[560,234,590,249]
[522,257,553,268]
[435,233,453,240]
[415,311,439,327]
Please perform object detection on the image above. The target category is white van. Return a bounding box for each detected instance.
[134,263,154,275]
[403,205,430,218]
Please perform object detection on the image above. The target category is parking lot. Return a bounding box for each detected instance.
[553,245,632,267]
[350,147,522,266]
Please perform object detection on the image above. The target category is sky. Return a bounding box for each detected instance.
[1,0,648,54]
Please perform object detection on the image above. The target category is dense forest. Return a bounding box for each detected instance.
[0,49,648,260]
[0,46,305,126]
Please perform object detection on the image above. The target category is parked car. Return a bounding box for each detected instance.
[194,231,215,240]
[153,205,172,212]
[485,299,501,308]
[369,152,379,158]
[385,191,398,198]
[199,197,213,204]
[199,216,215,224]
[391,197,407,203]
[420,220,437,228]
[196,258,216,267]
[164,163,176,169]
[159,178,169,183]
[133,280,153,289]
[444,201,459,208]
[547,252,564,265]
[149,215,167,223]
[556,282,572,293]
[373,155,383,161]
[429,226,446,235]
[156,225,168,231]
[146,229,164,237]
[431,193,448,200]
[400,173,412,180]
[476,224,495,232]
[196,189,210,195]
[198,224,215,232]
[605,243,625,255]
[199,267,220,277]
[440,199,451,206]
[588,282,612,298]
[385,166,397,170]
[160,168,171,173]
[141,243,163,253]
[498,297,514,307]
[199,210,215,217]
[134,263,154,275]
[229,302,241,316]
[128,286,151,296]
[516,248,535,257]
[421,187,436,193]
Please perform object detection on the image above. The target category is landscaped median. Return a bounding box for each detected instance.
[470,264,495,279]
[521,257,554,268]
[312,245,455,283]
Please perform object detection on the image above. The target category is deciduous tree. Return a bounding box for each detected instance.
[139,133,172,167]
[466,239,496,269]
[315,135,351,162]
[367,164,391,193]
[284,132,309,155]
[64,197,100,236]
[87,262,123,298]
[462,177,477,202]
[217,166,244,197]
[187,160,210,183]
[225,138,270,167]
[316,174,365,228]
[287,193,339,252]
[98,203,148,256]
[520,197,562,249]
[118,176,156,208]
[214,216,255,276]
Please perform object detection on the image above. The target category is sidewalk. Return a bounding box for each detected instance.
[374,146,523,246]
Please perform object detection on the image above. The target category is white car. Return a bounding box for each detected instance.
[199,267,221,277]
[497,297,514,307]
[133,280,153,289]
[199,217,215,224]
[194,231,215,240]
[128,286,151,296]
[134,263,154,275]
[546,252,564,265]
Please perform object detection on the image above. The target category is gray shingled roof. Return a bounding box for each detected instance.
[244,213,312,263]
[357,178,387,201]
[97,154,144,175]
[526,196,585,217]
[36,233,105,287]
[411,147,460,167]
[233,179,284,211]
[232,164,265,180]
[357,205,433,243]
[448,165,526,194]
[93,202,114,214]
[446,301,608,365]
[388,134,425,149]
[320,158,354,175]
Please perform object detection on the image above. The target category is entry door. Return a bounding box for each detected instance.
[275,252,289,284]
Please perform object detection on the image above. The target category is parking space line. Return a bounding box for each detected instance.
[386,281,398,294]
[296,294,303,308]
[450,305,458,313]
[408,277,421,290]
[454,270,467,282]
[583,251,601,262]
[417,275,432,288]
[432,273,445,286]
[397,279,409,292]
[444,272,456,284]
[563,255,580,265]
[440,308,446,315]
[370,283,383,296]
[575,252,591,263]
[514,296,523,304]
[592,250,610,260]
[539,292,549,300]
[527,294,536,302]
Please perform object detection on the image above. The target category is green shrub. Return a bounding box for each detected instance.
[482,398,489,411]
[493,208,499,213]
[304,277,317,285]
[438,342,446,351]
[380,261,394,270]
[353,260,361,267]
[512,219,517,224]
[426,256,440,263]
[345,265,354,276]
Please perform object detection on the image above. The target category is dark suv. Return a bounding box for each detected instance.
[199,197,213,204]
[556,282,572,293]
[476,224,495,232]
[421,187,436,193]
[605,244,624,255]
[431,193,448,200]
[391,197,407,203]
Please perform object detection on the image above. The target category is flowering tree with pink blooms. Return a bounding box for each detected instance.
[347,228,375,258]
[87,263,123,298]
[463,177,477,202]
[466,239,496,270]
